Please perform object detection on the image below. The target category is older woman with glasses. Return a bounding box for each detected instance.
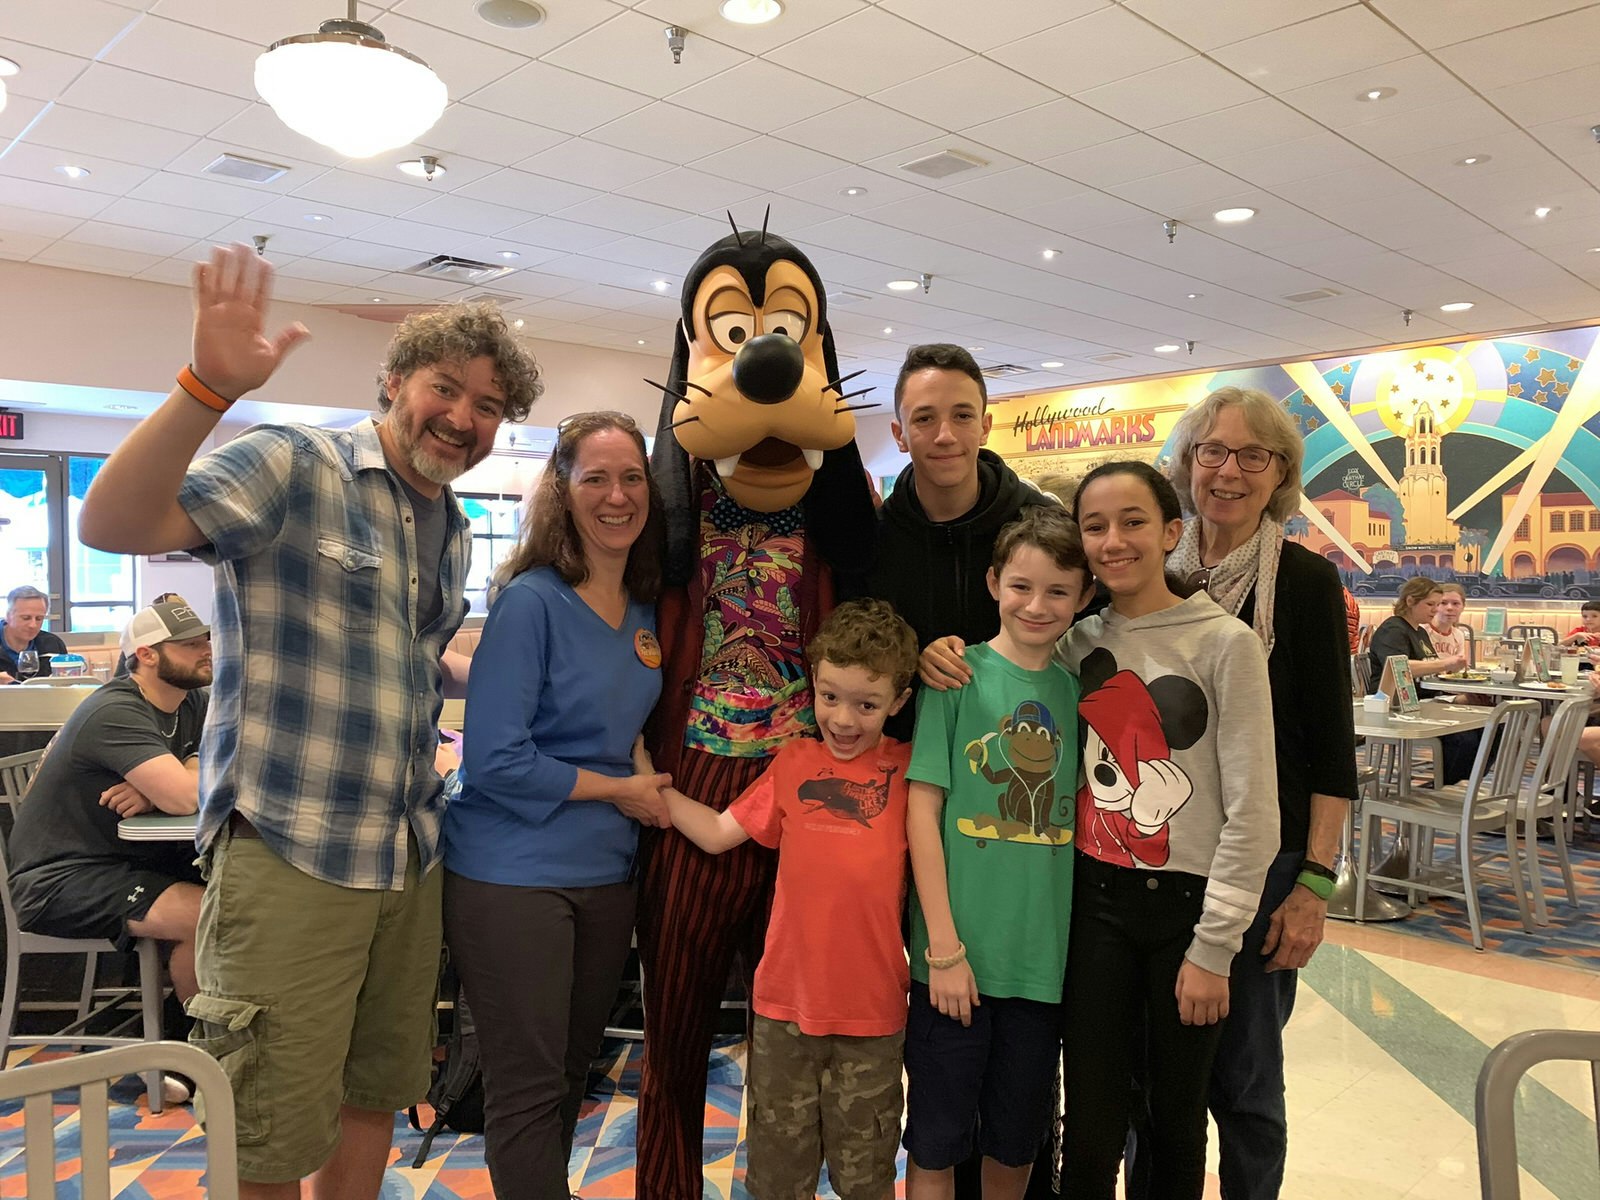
[1156,386,1357,1200]
[443,410,672,1199]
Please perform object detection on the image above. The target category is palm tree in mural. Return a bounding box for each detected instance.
[1284,514,1311,538]
[1456,528,1488,579]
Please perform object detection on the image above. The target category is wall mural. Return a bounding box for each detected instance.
[985,324,1600,599]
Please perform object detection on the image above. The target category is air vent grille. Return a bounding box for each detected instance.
[203,153,290,184]
[1087,352,1132,364]
[900,149,988,180]
[461,291,520,306]
[404,255,514,285]
[1284,287,1341,303]
[979,363,1031,378]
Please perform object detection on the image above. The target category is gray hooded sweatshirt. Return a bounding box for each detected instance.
[1058,592,1279,977]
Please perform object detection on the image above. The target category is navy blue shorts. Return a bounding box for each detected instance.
[902,979,1060,1170]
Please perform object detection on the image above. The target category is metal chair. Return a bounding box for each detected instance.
[1521,697,1588,923]
[0,1040,238,1198]
[1506,625,1559,644]
[1477,1028,1600,1198]
[1356,700,1542,948]
[0,750,168,1111]
[1350,653,1372,697]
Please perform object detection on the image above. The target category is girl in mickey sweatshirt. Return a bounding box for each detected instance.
[1055,461,1278,1199]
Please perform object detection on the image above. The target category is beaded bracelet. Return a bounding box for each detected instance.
[925,942,967,970]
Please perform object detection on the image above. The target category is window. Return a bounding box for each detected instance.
[1516,518,1530,540]
[67,457,136,631]
[1570,511,1585,532]
[1551,512,1565,532]
[459,495,521,617]
[1590,511,1600,532]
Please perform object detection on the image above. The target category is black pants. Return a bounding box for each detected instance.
[1061,854,1225,1200]
[443,872,636,1200]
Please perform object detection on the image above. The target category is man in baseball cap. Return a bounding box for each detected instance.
[122,600,210,657]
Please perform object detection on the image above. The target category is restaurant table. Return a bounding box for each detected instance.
[1421,676,1593,702]
[1332,699,1498,922]
[117,814,199,842]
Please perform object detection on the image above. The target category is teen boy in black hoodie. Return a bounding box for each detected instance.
[865,346,1054,765]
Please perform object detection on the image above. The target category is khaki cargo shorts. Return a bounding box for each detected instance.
[747,1014,904,1200]
[186,819,443,1183]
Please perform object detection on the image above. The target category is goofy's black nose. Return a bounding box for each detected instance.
[731,333,803,405]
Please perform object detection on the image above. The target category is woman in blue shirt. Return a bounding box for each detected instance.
[444,411,670,1198]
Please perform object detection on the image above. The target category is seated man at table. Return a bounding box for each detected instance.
[0,585,67,683]
[7,601,211,1022]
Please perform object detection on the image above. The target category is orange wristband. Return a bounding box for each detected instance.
[177,364,234,413]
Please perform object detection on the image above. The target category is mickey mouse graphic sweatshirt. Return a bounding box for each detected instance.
[1057,591,1279,977]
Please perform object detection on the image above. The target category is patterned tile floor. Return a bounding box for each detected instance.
[4,839,1600,1198]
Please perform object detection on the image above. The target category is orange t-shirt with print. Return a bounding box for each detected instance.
[730,736,911,1037]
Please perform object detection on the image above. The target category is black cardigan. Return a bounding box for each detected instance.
[1239,542,1359,856]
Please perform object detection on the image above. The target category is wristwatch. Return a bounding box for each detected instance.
[1296,859,1336,902]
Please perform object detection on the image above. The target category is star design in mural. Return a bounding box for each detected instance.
[1536,367,1558,386]
[1413,361,1426,373]
[1440,398,1453,409]
[1306,416,1320,430]
[1534,390,1550,405]
[1446,375,1455,383]
[1568,358,1582,371]
[1426,373,1435,381]
[1525,347,1541,363]
[1341,363,1352,373]
[1556,380,1571,397]
[1508,362,1521,376]
[1391,384,1401,393]
[1330,381,1345,397]
[1508,382,1524,397]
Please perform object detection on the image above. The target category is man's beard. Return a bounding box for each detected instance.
[156,650,211,690]
[390,408,481,485]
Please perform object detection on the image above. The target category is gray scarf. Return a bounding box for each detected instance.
[1167,516,1283,656]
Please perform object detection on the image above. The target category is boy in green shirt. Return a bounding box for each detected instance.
[904,505,1092,1199]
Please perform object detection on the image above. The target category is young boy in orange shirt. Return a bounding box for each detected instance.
[643,598,919,1200]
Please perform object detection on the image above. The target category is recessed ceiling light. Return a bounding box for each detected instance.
[1041,361,1064,369]
[1440,301,1474,312]
[839,186,868,197]
[397,156,447,180]
[652,279,670,291]
[513,318,525,329]
[1534,205,1557,219]
[1588,247,1600,253]
[886,279,919,291]
[498,250,520,260]
[1456,155,1490,166]
[882,326,894,334]
[475,0,546,30]
[54,164,90,180]
[105,404,137,411]
[371,296,384,302]
[1154,344,1180,353]
[303,213,331,223]
[719,0,783,24]
[0,57,19,77]
[1360,87,1396,101]
[1213,207,1256,223]
[1185,292,1203,300]
[1041,248,1059,260]
[636,339,647,345]
[966,346,984,352]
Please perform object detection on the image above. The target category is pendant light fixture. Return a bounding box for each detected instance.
[255,3,447,159]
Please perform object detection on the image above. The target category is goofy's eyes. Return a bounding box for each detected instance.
[763,308,809,342]
[708,311,754,353]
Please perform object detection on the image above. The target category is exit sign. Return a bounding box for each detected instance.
[0,412,22,440]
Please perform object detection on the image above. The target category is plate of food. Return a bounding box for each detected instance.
[1439,671,1490,681]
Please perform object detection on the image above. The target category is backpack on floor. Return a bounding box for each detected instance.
[408,966,485,1166]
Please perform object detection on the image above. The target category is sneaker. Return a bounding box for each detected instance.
[160,1073,194,1106]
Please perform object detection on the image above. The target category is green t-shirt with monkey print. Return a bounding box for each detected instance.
[908,642,1080,1003]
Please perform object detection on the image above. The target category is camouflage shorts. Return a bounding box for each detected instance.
[746,1015,904,1200]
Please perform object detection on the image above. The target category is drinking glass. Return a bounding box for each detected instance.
[15,650,39,681]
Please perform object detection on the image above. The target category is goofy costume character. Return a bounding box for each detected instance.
[637,221,877,1199]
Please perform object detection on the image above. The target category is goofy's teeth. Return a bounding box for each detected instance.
[715,455,741,479]
[802,448,824,471]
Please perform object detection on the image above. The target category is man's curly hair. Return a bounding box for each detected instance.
[377,301,543,423]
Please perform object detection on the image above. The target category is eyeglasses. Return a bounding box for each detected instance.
[556,410,640,438]
[1192,441,1279,473]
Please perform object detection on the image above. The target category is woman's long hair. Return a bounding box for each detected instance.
[493,411,666,603]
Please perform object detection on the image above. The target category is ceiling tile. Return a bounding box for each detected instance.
[1487,64,1600,128]
[1210,7,1416,95]
[394,0,627,57]
[360,14,528,97]
[101,15,260,100]
[1075,56,1261,130]
[1341,98,1519,160]
[412,105,567,166]
[149,0,364,47]
[203,219,339,259]
[0,201,82,238]
[0,231,66,260]
[588,102,755,161]
[542,10,748,100]
[1277,53,1475,131]
[1018,190,1150,234]
[872,56,1056,130]
[347,217,476,257]
[779,100,942,161]
[586,236,698,276]
[648,211,754,250]
[22,104,196,168]
[498,215,621,253]
[858,190,989,237]
[33,240,161,274]
[0,93,46,141]
[633,0,868,55]
[691,140,850,193]
[0,40,91,101]
[0,0,138,58]
[445,236,565,269]
[1214,132,1383,188]
[862,137,1020,188]
[56,63,248,138]
[960,97,1133,161]
[400,193,532,237]
[453,169,602,214]
[0,141,155,195]
[615,167,765,214]
[988,6,1189,94]
[671,59,853,135]
[1367,0,1595,49]
[469,62,649,135]
[1119,0,1349,51]
[944,166,1087,212]
[875,0,1106,53]
[767,7,968,94]
[96,195,231,239]
[290,170,431,218]
[202,104,351,169]
[243,196,386,237]
[1432,5,1600,91]
[549,193,687,234]
[315,239,430,272]
[1042,134,1198,189]
[1107,163,1253,213]
[65,219,192,256]
[1150,98,1321,160]
[517,140,673,191]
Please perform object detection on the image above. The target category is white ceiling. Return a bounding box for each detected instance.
[5,0,1600,413]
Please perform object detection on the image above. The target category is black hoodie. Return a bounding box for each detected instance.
[866,449,1053,738]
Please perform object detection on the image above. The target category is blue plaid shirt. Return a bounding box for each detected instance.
[179,419,471,890]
